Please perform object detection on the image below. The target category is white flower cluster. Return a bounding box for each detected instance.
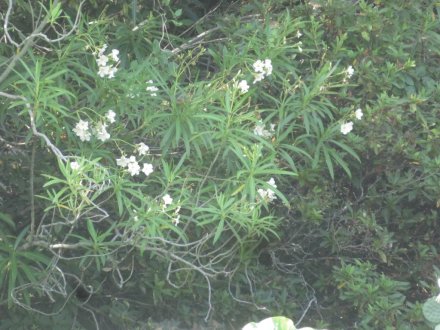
[257,178,277,203]
[73,110,115,142]
[235,79,250,94]
[253,59,273,84]
[136,142,150,155]
[73,120,91,142]
[146,80,159,96]
[346,65,354,79]
[161,194,181,226]
[95,122,110,141]
[340,108,363,135]
[254,120,275,138]
[70,161,80,170]
[116,143,153,177]
[163,194,173,206]
[340,122,353,135]
[355,108,363,120]
[95,44,119,79]
[106,109,116,123]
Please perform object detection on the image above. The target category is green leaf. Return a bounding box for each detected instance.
[0,212,15,230]
[50,2,62,22]
[361,31,370,41]
[323,148,334,179]
[329,148,351,178]
[213,218,225,244]
[87,220,98,241]
[14,227,29,250]
[330,140,361,162]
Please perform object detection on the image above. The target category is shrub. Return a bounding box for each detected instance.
[0,0,439,329]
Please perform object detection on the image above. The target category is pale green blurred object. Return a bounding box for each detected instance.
[242,316,328,330]
[422,278,440,329]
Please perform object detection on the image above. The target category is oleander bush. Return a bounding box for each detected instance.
[0,0,439,329]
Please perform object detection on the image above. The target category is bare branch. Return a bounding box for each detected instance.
[0,0,84,86]
[3,0,20,47]
[0,0,58,85]
[0,92,67,161]
[170,27,220,55]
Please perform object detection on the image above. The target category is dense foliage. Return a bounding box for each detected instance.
[1,0,439,329]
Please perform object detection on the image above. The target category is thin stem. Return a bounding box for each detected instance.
[28,140,36,240]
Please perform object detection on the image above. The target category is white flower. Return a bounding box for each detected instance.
[118,155,141,176]
[96,55,108,67]
[133,209,139,222]
[95,44,107,57]
[340,121,354,135]
[94,123,110,142]
[266,178,277,201]
[257,188,276,203]
[110,49,119,62]
[263,59,273,76]
[146,81,159,96]
[98,44,107,56]
[355,108,363,120]
[296,30,302,38]
[97,65,110,78]
[266,190,276,201]
[73,120,91,142]
[252,59,273,83]
[95,45,119,79]
[267,177,277,189]
[162,194,173,206]
[107,66,118,79]
[254,123,269,137]
[74,119,89,132]
[237,80,249,94]
[106,110,116,123]
[116,155,129,168]
[253,72,265,84]
[253,60,265,73]
[70,161,80,170]
[127,160,140,176]
[141,163,153,176]
[346,65,354,78]
[254,120,274,138]
[172,214,181,226]
[257,178,277,203]
[257,188,268,200]
[136,142,150,155]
